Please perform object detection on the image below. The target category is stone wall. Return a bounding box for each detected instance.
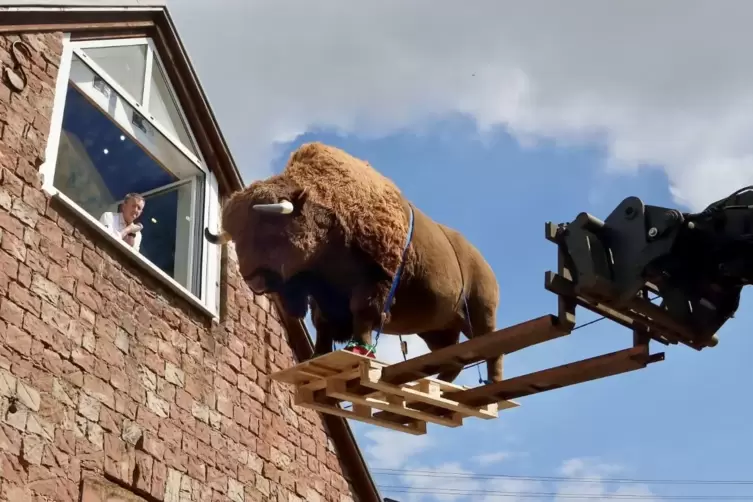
[0,32,356,502]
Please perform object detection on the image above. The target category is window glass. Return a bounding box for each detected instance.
[136,180,202,291]
[53,59,205,294]
[148,62,197,154]
[82,45,147,103]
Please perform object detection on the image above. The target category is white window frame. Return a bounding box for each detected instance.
[40,33,222,319]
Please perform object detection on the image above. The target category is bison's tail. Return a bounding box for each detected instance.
[204,228,232,245]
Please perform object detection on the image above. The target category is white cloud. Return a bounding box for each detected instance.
[170,0,753,211]
[554,457,658,502]
[471,451,514,467]
[374,454,658,502]
[362,428,433,469]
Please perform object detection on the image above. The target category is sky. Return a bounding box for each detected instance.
[167,2,753,500]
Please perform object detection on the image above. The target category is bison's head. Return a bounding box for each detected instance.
[205,177,327,295]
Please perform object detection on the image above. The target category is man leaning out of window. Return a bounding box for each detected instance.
[99,192,145,252]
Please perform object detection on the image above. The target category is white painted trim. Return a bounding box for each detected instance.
[146,39,203,161]
[45,188,217,319]
[184,175,198,290]
[72,37,149,49]
[72,46,205,170]
[40,32,73,192]
[142,43,154,108]
[202,171,221,316]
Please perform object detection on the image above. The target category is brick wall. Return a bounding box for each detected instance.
[0,32,358,502]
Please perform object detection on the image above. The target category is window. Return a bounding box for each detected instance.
[41,36,221,317]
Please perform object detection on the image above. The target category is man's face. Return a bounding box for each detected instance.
[122,196,145,224]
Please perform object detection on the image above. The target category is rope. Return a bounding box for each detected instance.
[462,296,488,384]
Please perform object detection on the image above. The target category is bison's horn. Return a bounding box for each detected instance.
[204,228,232,245]
[252,200,294,214]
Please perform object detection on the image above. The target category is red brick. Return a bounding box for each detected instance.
[95,339,124,368]
[5,323,31,356]
[158,420,182,449]
[140,431,165,460]
[8,281,40,315]
[163,445,187,472]
[0,298,23,327]
[136,405,161,433]
[74,282,100,312]
[1,230,25,261]
[134,450,153,492]
[150,460,167,500]
[98,407,121,435]
[83,374,115,409]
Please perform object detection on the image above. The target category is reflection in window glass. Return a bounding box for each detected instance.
[82,45,147,102]
[138,181,199,290]
[148,62,196,154]
[53,82,204,293]
[54,84,176,217]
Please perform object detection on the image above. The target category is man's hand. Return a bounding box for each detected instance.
[120,222,142,248]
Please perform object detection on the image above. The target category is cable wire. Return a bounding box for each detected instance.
[371,468,753,486]
[378,486,753,500]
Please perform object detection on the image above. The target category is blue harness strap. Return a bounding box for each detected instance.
[347,205,415,357]
[376,205,415,337]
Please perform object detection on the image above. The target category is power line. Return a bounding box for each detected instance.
[378,486,753,500]
[371,469,753,486]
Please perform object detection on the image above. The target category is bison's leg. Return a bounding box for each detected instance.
[463,301,502,383]
[348,280,393,350]
[310,304,338,357]
[417,329,462,383]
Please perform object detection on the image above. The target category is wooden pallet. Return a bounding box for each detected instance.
[271,312,664,434]
[271,350,518,435]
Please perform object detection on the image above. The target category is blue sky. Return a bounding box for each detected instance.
[268,116,753,502]
[167,2,753,500]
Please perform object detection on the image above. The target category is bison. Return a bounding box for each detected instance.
[205,142,501,384]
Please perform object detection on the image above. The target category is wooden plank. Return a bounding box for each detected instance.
[380,315,569,386]
[271,350,376,385]
[359,361,509,421]
[295,388,427,435]
[325,379,463,428]
[445,345,662,408]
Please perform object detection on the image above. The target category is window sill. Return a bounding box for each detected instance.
[42,184,219,321]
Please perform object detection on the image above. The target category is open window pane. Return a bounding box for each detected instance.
[54,84,177,216]
[148,61,196,154]
[69,54,200,180]
[53,71,205,295]
[133,180,202,291]
[82,45,147,103]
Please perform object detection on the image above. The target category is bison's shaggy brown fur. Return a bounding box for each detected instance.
[209,142,502,384]
[223,142,411,279]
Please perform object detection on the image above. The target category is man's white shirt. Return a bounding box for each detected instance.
[99,211,142,252]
